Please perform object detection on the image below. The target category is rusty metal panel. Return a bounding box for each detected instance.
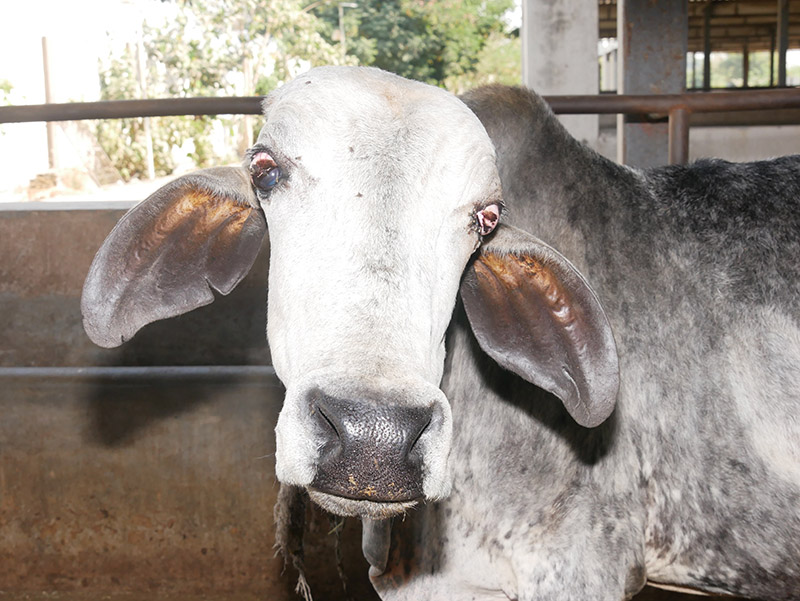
[0,369,282,593]
[0,205,271,368]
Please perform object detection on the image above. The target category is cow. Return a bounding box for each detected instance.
[81,66,800,600]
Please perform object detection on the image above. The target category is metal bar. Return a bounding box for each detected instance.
[668,107,690,165]
[41,36,57,169]
[545,88,800,115]
[778,0,789,86]
[0,96,264,124]
[770,25,776,87]
[616,0,688,168]
[3,89,800,125]
[0,365,278,381]
[743,43,750,89]
[703,2,712,91]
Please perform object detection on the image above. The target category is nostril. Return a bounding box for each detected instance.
[312,397,345,463]
[315,402,340,438]
[406,408,433,462]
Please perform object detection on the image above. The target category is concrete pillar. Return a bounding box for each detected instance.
[601,46,618,92]
[522,0,598,149]
[617,0,687,167]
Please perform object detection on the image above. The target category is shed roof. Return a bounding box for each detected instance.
[599,0,800,52]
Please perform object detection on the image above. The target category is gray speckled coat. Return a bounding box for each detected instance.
[79,67,800,601]
[371,87,800,601]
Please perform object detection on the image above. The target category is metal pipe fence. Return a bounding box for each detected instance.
[2,88,799,165]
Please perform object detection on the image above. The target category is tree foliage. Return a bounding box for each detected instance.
[97,0,519,180]
[0,79,11,137]
[97,43,214,181]
[443,30,521,94]
[687,51,800,89]
[97,0,344,181]
[710,51,771,88]
[0,79,11,105]
[314,0,516,89]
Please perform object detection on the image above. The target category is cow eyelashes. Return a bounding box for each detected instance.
[476,204,500,236]
[249,150,282,194]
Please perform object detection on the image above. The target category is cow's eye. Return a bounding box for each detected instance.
[249,151,282,193]
[476,203,500,236]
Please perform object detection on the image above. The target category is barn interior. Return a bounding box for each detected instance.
[524,0,800,165]
[1,2,798,601]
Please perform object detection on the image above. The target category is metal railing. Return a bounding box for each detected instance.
[2,88,800,165]
[546,88,800,164]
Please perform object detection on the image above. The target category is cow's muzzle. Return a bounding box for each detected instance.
[308,389,438,505]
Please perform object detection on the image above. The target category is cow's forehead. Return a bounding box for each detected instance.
[260,66,494,158]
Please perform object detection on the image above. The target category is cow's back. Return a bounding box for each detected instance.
[606,157,800,597]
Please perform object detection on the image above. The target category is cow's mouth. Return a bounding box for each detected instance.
[308,489,417,519]
[309,490,396,575]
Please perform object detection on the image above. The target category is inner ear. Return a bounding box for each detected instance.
[460,224,619,428]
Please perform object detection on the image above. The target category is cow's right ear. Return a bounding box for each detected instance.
[81,166,266,348]
[459,224,619,428]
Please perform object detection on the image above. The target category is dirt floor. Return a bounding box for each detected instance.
[0,586,744,600]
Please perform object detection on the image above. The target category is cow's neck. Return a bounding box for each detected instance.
[474,88,643,278]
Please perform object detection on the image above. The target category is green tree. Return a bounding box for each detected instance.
[98,0,342,181]
[0,79,11,137]
[0,79,11,105]
[693,51,774,89]
[315,0,515,89]
[161,0,346,94]
[746,51,772,87]
[98,0,519,180]
[443,30,521,94]
[788,64,800,86]
[97,43,213,181]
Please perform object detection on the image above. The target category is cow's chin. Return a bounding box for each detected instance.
[308,489,418,519]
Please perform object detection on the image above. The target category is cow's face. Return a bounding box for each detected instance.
[255,68,500,516]
[81,66,618,524]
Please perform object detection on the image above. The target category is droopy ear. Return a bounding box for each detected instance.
[81,166,266,348]
[460,224,619,428]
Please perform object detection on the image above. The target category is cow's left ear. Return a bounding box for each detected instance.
[460,224,619,428]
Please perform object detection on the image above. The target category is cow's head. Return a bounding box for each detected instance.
[82,66,618,522]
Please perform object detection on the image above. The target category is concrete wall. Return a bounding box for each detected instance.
[687,124,800,161]
[595,122,800,164]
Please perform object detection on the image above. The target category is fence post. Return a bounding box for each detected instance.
[41,36,57,170]
[668,107,690,165]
